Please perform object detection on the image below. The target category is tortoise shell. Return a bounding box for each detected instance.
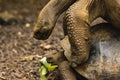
[76,23,120,80]
[61,23,120,80]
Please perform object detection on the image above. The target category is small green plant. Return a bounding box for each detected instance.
[40,57,58,80]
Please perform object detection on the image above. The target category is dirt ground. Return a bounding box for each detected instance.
[0,1,64,80]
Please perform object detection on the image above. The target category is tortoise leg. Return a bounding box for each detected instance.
[33,0,76,40]
[59,61,77,80]
[65,0,94,67]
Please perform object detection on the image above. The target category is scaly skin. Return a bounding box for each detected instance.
[33,0,120,67]
[64,0,105,67]
[64,0,120,67]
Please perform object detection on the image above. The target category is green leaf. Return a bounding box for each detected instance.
[40,65,47,80]
[41,76,47,80]
[40,57,58,71]
[40,66,47,75]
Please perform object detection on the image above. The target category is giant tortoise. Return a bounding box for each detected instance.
[33,0,120,80]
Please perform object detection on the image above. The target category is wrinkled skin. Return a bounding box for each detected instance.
[33,0,120,79]
[33,0,120,66]
[33,0,76,40]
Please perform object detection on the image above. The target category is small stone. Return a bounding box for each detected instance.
[25,23,30,28]
[44,45,52,49]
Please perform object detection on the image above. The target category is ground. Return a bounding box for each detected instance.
[0,1,64,80]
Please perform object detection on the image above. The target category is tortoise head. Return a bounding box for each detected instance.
[33,5,58,40]
[33,16,55,40]
[33,0,76,40]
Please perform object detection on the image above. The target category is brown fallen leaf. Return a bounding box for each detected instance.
[20,55,42,61]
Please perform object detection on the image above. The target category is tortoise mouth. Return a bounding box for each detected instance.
[33,29,51,40]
